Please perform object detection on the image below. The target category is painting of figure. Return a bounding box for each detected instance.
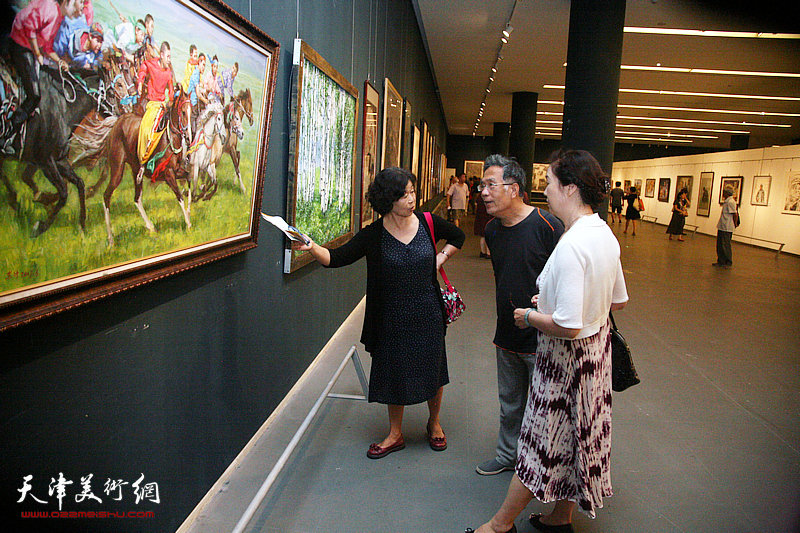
[696,172,714,217]
[783,172,800,215]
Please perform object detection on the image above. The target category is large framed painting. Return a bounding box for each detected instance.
[411,124,421,180]
[676,175,693,202]
[381,78,402,169]
[697,172,714,217]
[361,81,379,228]
[750,176,771,206]
[464,160,484,181]
[0,0,279,331]
[645,178,656,198]
[719,176,743,206]
[782,172,800,215]
[658,178,671,202]
[286,39,357,273]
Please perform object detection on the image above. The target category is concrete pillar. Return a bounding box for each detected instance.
[509,92,538,192]
[561,0,626,220]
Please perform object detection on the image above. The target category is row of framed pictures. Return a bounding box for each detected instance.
[1,0,445,329]
[630,172,800,217]
[286,39,445,272]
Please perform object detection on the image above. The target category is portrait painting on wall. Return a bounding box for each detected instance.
[360,81,379,228]
[532,163,548,191]
[624,179,632,192]
[719,176,743,206]
[783,172,800,215]
[0,0,279,330]
[381,78,402,169]
[696,172,714,217]
[286,39,357,272]
[464,160,483,182]
[644,178,656,198]
[750,176,771,207]
[676,175,693,202]
[658,178,671,202]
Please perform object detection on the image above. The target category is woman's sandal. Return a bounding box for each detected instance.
[528,513,574,532]
[465,525,516,533]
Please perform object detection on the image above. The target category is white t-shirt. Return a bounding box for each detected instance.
[536,213,629,339]
[447,183,469,210]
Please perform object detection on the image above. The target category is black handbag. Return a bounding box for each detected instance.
[609,312,640,392]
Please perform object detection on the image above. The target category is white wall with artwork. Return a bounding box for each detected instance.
[612,145,800,255]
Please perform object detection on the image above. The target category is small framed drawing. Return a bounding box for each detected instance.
[719,176,743,206]
[381,78,403,169]
[697,172,714,217]
[644,179,656,198]
[464,160,484,181]
[783,172,800,215]
[658,178,671,202]
[750,176,771,206]
[361,81,380,228]
[676,175,693,202]
[532,163,548,192]
[286,39,358,273]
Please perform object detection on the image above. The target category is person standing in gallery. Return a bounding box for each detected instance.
[666,188,690,241]
[474,154,564,477]
[448,173,470,227]
[623,185,641,235]
[468,149,628,533]
[713,186,738,267]
[296,167,465,458]
[609,181,624,223]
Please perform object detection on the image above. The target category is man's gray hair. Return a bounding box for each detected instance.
[722,186,735,198]
[484,154,526,190]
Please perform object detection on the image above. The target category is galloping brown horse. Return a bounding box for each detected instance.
[100,91,192,246]
[222,88,253,193]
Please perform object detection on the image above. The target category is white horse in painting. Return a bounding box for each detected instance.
[187,101,227,205]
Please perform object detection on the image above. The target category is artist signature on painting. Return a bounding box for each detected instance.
[5,270,39,281]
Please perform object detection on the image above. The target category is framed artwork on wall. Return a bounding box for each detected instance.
[0,0,280,331]
[676,175,693,202]
[783,172,800,215]
[658,178,671,202]
[750,176,771,206]
[645,179,656,198]
[361,81,379,228]
[464,160,484,181]
[697,172,714,217]
[624,179,632,193]
[411,124,421,180]
[402,98,413,171]
[532,163,548,192]
[719,176,743,206]
[381,78,403,169]
[634,179,643,196]
[286,39,358,273]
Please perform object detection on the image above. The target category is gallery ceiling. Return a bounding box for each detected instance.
[412,0,800,151]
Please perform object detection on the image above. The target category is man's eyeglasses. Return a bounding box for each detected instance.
[478,181,513,192]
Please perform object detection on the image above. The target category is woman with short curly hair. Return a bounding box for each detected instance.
[297,166,465,458]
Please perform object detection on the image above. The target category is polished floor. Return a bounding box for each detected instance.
[184,213,800,533]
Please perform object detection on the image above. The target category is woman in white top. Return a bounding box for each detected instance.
[468,150,628,533]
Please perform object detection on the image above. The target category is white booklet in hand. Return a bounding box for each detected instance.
[260,213,311,244]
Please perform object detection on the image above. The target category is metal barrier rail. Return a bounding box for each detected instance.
[231,345,368,533]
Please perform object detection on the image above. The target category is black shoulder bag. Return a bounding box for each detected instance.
[610,312,640,392]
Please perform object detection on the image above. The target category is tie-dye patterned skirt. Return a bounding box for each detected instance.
[515,320,613,518]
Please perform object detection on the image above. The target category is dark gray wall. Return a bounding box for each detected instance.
[0,1,445,531]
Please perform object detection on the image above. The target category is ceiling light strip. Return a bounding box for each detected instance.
[543,84,800,102]
[621,65,800,78]
[537,110,789,128]
[623,27,800,40]
[536,100,799,119]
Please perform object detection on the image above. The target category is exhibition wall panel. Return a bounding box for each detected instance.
[612,145,800,255]
[0,1,445,531]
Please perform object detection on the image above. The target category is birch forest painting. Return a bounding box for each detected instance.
[295,58,357,247]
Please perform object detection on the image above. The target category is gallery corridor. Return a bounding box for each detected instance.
[183,213,800,533]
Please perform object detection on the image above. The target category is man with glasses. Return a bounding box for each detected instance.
[475,154,564,476]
